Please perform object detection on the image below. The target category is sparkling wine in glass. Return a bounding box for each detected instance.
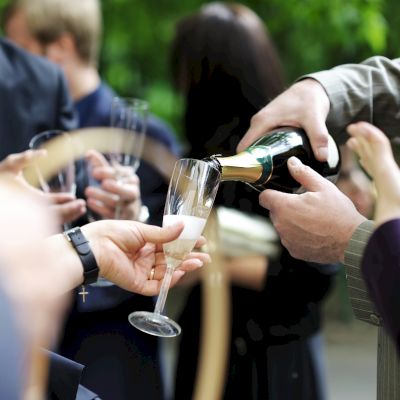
[128,158,220,337]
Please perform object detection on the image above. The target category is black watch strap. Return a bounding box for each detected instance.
[64,227,99,285]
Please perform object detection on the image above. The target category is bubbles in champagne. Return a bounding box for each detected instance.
[163,214,206,239]
[162,215,207,269]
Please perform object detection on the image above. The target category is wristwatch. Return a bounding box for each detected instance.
[64,227,99,285]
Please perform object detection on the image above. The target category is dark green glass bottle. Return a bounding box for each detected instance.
[204,127,341,193]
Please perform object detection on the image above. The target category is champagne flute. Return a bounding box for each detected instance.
[109,97,148,219]
[128,159,220,337]
[87,98,148,287]
[29,130,76,231]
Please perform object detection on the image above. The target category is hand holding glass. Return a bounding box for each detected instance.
[128,159,220,337]
[110,97,148,219]
[29,130,76,230]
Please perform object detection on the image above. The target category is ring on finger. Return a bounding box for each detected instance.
[148,267,155,280]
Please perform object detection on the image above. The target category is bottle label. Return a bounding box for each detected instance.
[247,145,273,184]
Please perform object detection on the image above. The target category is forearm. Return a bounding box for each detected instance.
[305,56,400,143]
[43,233,85,293]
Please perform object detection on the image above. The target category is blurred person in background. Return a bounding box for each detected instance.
[0,34,85,225]
[170,3,335,399]
[4,0,181,398]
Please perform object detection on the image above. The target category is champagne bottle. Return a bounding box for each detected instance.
[204,127,341,193]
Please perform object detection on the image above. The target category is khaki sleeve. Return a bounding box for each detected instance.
[302,56,400,145]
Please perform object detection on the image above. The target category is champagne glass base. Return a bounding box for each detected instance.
[128,311,181,337]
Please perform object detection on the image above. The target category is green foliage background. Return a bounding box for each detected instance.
[1,0,399,142]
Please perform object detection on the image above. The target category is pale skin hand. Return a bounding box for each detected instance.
[0,180,209,398]
[178,254,268,291]
[0,149,47,195]
[347,121,400,227]
[48,192,86,225]
[46,220,211,296]
[0,150,86,224]
[335,145,374,218]
[237,79,331,161]
[259,156,366,263]
[85,149,141,220]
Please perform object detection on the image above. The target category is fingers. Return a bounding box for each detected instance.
[101,178,140,201]
[85,186,120,208]
[194,235,207,249]
[86,149,109,168]
[237,79,330,162]
[303,119,330,161]
[47,192,78,204]
[135,222,185,245]
[179,258,205,271]
[141,270,185,296]
[86,198,115,219]
[237,110,273,151]
[259,157,328,207]
[0,149,46,173]
[347,122,391,148]
[259,157,331,211]
[259,188,292,212]
[286,156,330,192]
[51,199,86,223]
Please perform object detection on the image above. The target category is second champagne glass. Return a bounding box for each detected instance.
[29,130,76,231]
[128,158,220,337]
[110,97,149,219]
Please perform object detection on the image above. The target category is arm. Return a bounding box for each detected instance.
[308,56,400,142]
[239,56,400,160]
[44,220,208,296]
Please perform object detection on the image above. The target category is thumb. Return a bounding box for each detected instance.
[138,222,184,245]
[303,120,330,162]
[287,156,328,192]
[0,149,46,173]
[86,149,109,168]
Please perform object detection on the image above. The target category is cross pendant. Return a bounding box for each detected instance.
[79,285,89,303]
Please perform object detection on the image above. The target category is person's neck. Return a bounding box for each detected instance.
[68,64,101,102]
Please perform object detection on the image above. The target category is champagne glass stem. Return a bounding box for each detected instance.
[62,223,72,231]
[154,266,175,315]
[113,174,124,220]
[114,201,122,220]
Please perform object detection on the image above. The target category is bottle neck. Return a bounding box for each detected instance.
[206,152,264,184]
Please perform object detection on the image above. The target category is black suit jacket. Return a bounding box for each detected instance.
[0,38,95,399]
[0,37,77,161]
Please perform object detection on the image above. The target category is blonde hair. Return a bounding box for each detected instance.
[13,0,101,66]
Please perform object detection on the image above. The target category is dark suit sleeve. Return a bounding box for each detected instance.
[46,351,100,399]
[362,219,400,351]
